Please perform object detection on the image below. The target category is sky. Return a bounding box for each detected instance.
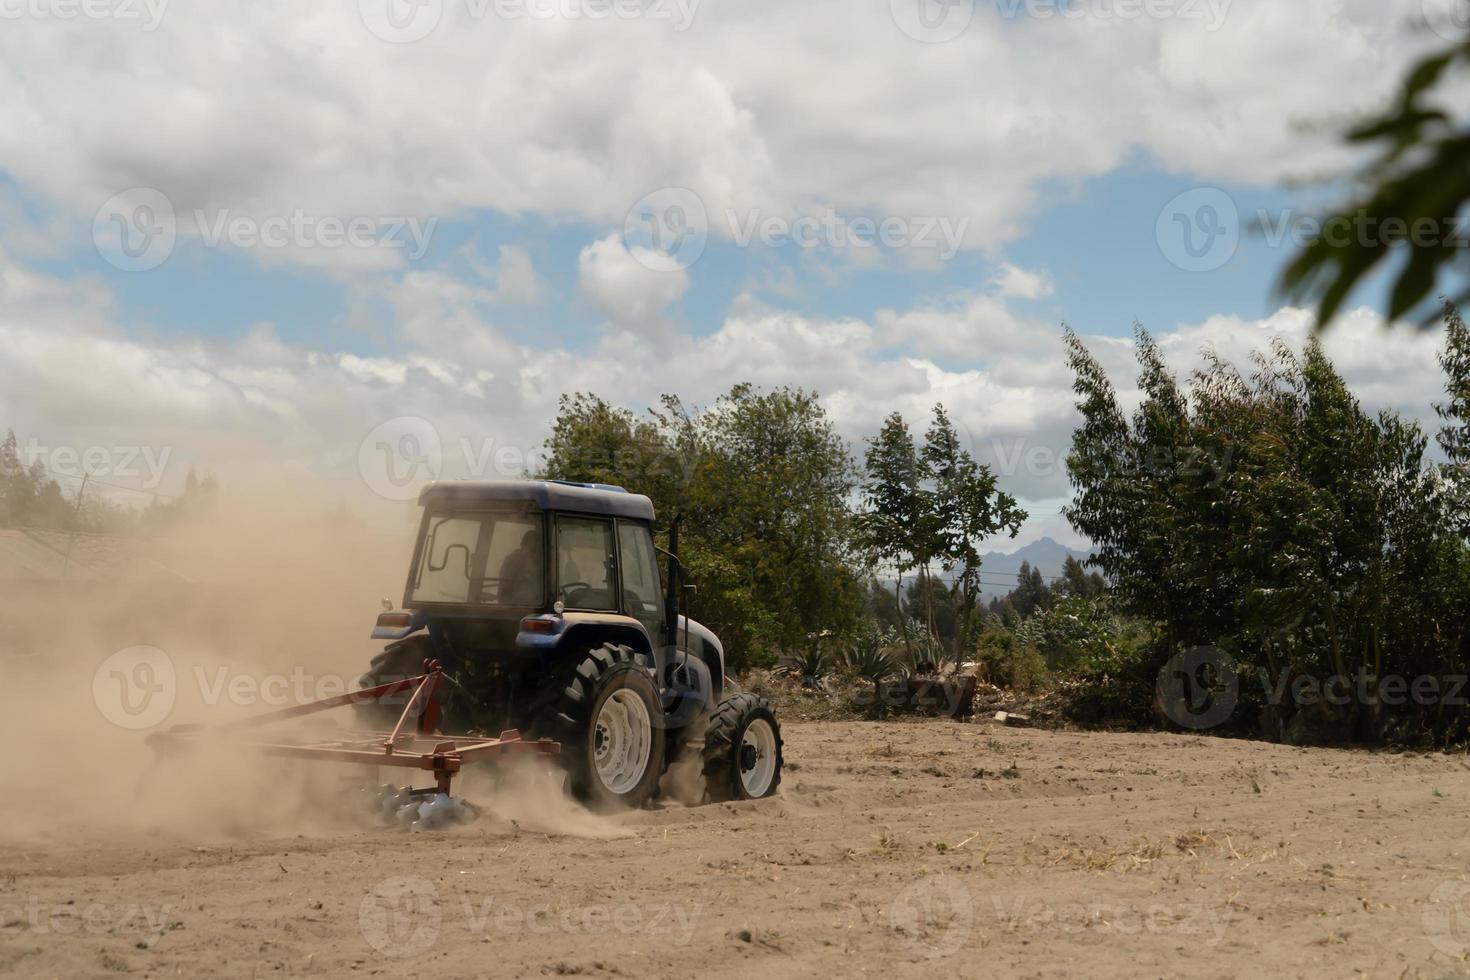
[1,0,1467,548]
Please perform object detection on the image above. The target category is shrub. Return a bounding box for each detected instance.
[973,628,1049,693]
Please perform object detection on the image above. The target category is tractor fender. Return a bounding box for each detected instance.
[678,616,726,701]
[527,614,656,671]
[662,647,715,729]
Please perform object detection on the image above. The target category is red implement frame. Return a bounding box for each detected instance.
[146,659,559,794]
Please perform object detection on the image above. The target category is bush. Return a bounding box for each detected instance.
[973,628,1049,693]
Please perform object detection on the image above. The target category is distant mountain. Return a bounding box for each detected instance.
[971,537,1093,602]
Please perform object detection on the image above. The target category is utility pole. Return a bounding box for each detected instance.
[59,472,88,580]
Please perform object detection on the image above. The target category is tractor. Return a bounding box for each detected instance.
[355,479,783,809]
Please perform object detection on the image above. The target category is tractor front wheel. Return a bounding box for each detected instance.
[702,693,783,802]
[539,644,665,811]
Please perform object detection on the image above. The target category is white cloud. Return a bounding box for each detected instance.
[464,243,544,305]
[577,233,689,329]
[0,0,1444,270]
[992,264,1054,301]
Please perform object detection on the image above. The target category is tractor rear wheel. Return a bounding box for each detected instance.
[702,693,783,802]
[538,644,665,810]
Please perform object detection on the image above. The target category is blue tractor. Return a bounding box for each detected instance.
[357,479,783,809]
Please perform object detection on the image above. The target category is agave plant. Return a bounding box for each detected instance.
[843,632,899,693]
[903,620,954,676]
[778,645,831,687]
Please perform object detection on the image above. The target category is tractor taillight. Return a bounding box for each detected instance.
[376,612,411,630]
[520,617,557,634]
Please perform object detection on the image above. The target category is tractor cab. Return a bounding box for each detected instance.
[359,478,780,810]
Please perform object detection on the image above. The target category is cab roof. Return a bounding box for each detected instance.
[417,480,655,522]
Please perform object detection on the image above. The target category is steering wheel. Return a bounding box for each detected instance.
[558,581,592,602]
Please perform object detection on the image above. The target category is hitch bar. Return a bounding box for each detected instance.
[146,659,559,795]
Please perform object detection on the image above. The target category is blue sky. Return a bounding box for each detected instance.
[63,166,1340,353]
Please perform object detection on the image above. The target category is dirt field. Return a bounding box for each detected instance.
[4,719,1470,979]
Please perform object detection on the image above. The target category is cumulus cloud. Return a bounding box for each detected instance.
[577,233,690,328]
[0,0,1444,270]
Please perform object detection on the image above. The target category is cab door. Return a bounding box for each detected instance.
[616,521,667,651]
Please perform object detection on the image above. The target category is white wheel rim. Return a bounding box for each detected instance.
[593,688,652,796]
[739,718,777,797]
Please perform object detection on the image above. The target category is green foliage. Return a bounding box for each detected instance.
[1014,595,1118,671]
[841,628,900,687]
[973,628,1048,693]
[778,644,832,686]
[543,384,864,671]
[1279,37,1470,326]
[857,406,1026,658]
[1063,315,1470,739]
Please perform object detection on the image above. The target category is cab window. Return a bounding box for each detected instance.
[555,516,616,610]
[617,522,665,641]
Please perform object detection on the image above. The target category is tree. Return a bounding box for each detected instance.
[1059,555,1105,599]
[920,405,1025,649]
[856,413,924,658]
[542,384,863,670]
[1063,317,1470,741]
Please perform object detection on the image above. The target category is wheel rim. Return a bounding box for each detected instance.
[738,718,777,797]
[592,688,652,796]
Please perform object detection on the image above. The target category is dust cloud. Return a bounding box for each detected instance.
[0,493,619,843]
